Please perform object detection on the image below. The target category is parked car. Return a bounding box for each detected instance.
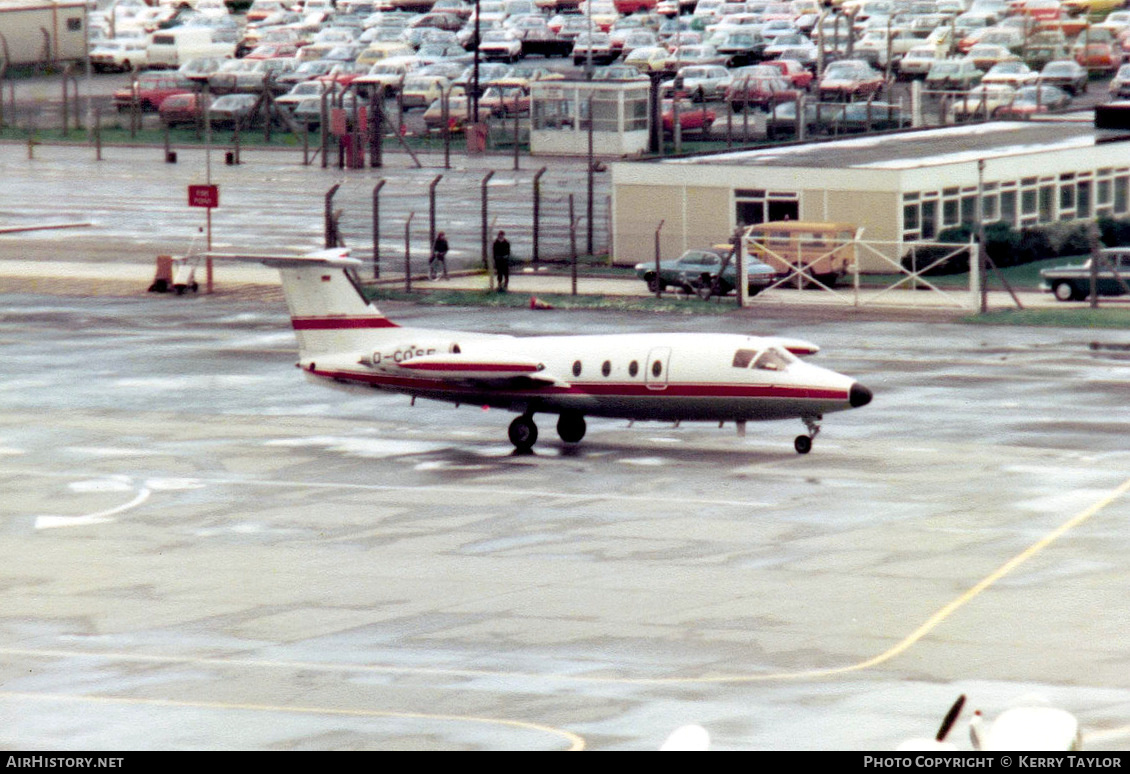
[624,46,674,73]
[592,64,649,80]
[634,246,776,295]
[177,57,228,84]
[661,65,732,101]
[817,59,885,101]
[112,72,195,112]
[660,99,716,135]
[400,75,450,109]
[572,32,616,66]
[479,85,530,115]
[762,59,814,90]
[963,44,1019,71]
[90,38,150,72]
[925,59,984,91]
[981,60,1039,88]
[208,93,260,128]
[1041,249,1130,301]
[478,29,523,63]
[898,45,948,79]
[766,101,846,139]
[725,73,800,111]
[766,99,909,138]
[1110,63,1130,98]
[158,92,212,127]
[712,29,767,66]
[1074,42,1119,75]
[668,44,728,69]
[948,83,1018,120]
[208,57,296,93]
[994,83,1071,117]
[1037,59,1089,95]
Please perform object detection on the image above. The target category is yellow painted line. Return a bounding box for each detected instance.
[3,477,1127,690]
[0,691,586,751]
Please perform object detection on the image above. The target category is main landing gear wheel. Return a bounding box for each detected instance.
[795,416,821,455]
[508,414,538,451]
[556,411,586,444]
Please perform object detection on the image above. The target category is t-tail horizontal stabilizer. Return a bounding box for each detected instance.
[207,248,398,356]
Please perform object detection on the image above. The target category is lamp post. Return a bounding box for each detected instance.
[472,0,481,122]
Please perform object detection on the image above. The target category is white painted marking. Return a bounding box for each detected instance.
[35,488,151,530]
[144,478,204,491]
[68,479,133,493]
[619,457,667,467]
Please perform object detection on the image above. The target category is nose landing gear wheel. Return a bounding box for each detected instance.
[508,414,538,451]
[795,415,821,455]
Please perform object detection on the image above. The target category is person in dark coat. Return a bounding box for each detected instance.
[492,230,510,291]
[430,231,449,280]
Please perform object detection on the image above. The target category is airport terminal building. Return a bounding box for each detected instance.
[610,120,1130,271]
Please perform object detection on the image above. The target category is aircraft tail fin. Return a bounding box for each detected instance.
[208,248,399,356]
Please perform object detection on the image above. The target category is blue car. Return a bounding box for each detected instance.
[635,246,776,296]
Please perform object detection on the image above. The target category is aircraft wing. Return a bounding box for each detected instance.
[397,353,571,387]
[206,248,361,268]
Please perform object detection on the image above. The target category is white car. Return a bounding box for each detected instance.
[981,60,1039,88]
[661,65,732,101]
[478,29,523,63]
[897,45,946,79]
[90,38,150,72]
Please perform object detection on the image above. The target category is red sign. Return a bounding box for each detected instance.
[188,184,219,209]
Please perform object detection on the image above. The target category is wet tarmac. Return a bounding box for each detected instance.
[2,292,1130,750]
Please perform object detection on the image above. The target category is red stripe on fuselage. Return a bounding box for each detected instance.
[311,367,846,401]
[291,316,399,330]
[398,361,540,373]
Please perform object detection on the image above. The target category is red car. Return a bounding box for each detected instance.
[725,74,800,111]
[761,59,814,90]
[112,73,195,112]
[817,59,885,101]
[661,99,715,135]
[158,93,212,127]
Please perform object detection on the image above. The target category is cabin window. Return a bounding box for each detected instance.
[628,360,639,377]
[732,349,757,368]
[651,359,663,378]
[572,360,582,377]
[601,360,611,377]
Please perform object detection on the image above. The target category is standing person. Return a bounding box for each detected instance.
[430,231,449,280]
[492,230,510,292]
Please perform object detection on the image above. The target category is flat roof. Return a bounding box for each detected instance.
[663,119,1124,172]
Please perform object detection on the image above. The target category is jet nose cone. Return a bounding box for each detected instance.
[849,382,873,408]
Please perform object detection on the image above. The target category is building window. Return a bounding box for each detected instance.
[735,190,797,227]
[1077,180,1091,220]
[1039,185,1054,223]
[67,18,82,32]
[903,204,919,233]
[1115,176,1129,214]
[921,200,937,240]
[942,198,959,228]
[1000,190,1017,226]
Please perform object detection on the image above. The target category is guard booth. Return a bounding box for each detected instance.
[530,79,650,157]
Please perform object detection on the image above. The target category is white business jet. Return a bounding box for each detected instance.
[212,249,872,453]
